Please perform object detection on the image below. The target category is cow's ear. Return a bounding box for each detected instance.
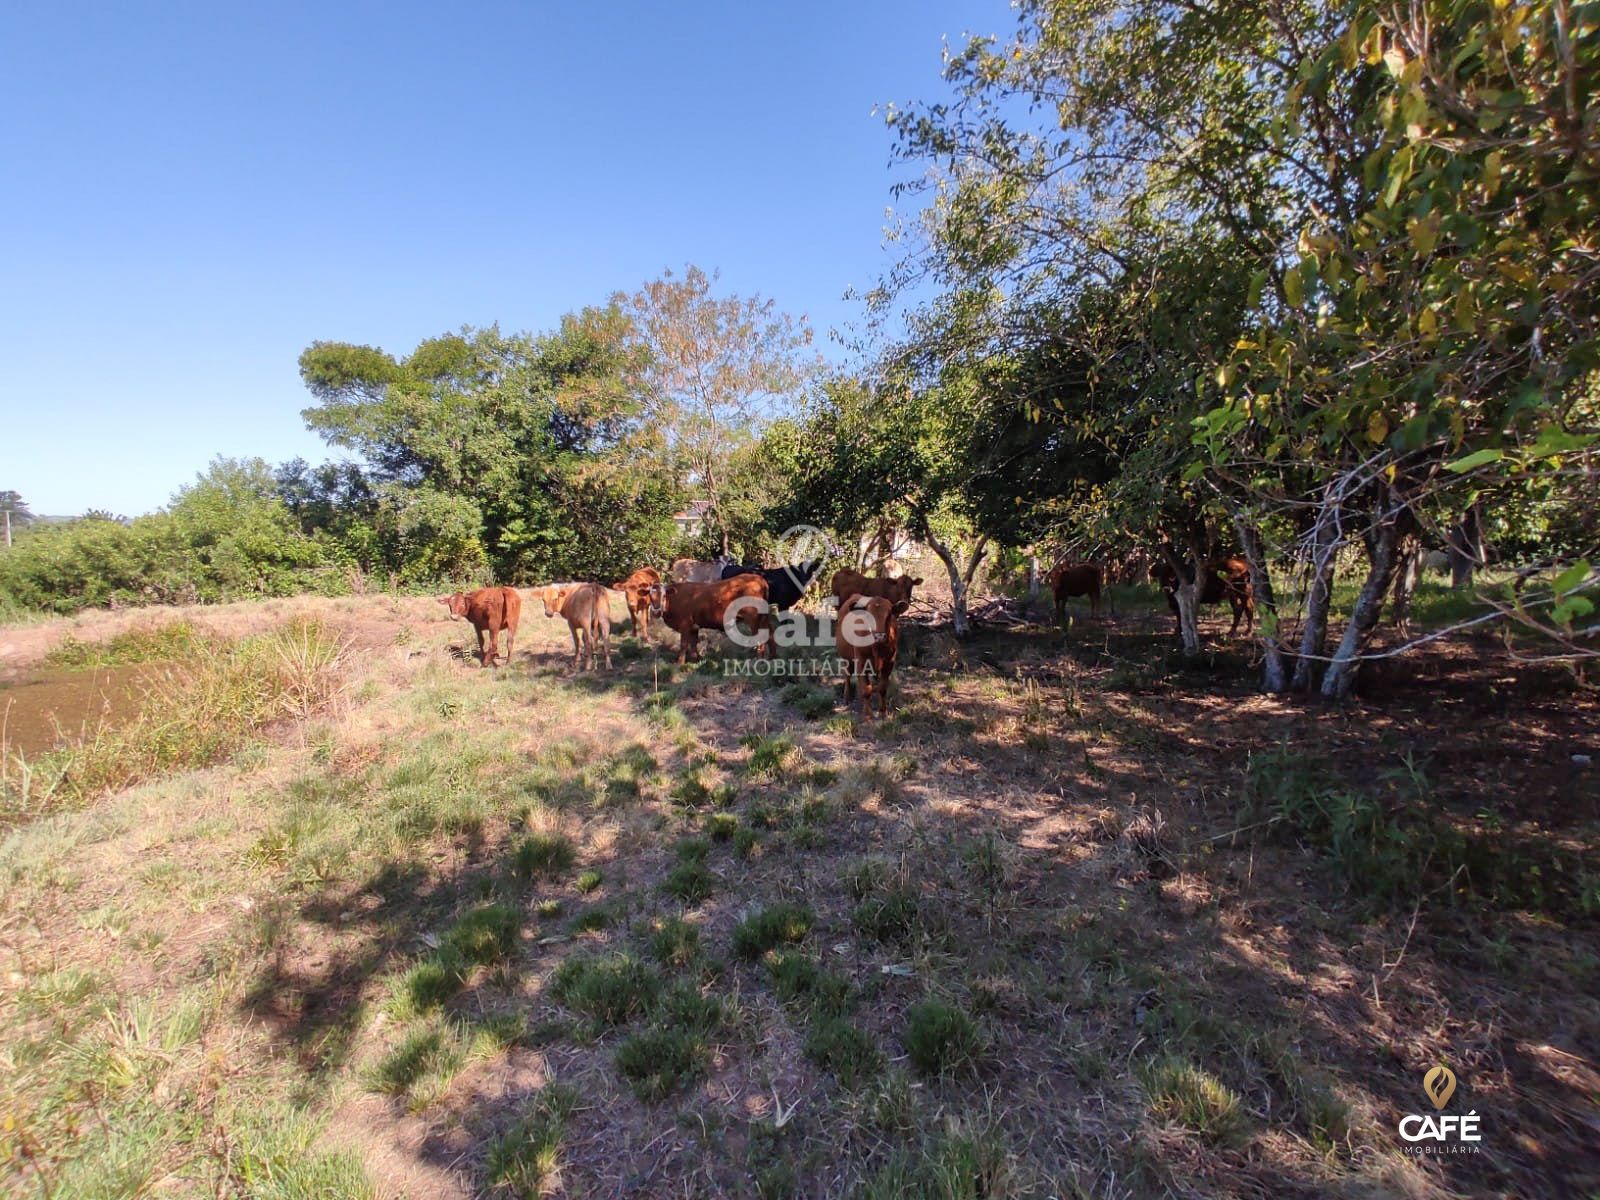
[837,593,857,614]
[910,577,923,586]
[891,599,910,616]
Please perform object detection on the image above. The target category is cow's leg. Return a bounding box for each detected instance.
[485,628,500,667]
[503,618,516,664]
[878,668,890,717]
[475,625,487,665]
[1054,591,1065,625]
[598,613,612,670]
[570,622,583,669]
[1090,589,1101,618]
[841,659,855,706]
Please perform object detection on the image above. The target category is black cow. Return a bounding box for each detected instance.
[719,559,827,611]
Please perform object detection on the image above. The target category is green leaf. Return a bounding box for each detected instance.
[1552,560,1591,596]
[1444,448,1503,473]
[1530,426,1596,459]
[1550,596,1593,627]
[1283,266,1303,307]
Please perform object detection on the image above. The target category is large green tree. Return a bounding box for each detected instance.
[617,266,818,554]
[298,309,678,583]
[884,0,1599,694]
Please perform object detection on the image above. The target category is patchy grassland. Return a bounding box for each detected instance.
[0,590,1596,1198]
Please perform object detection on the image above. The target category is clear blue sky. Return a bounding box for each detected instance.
[1,1,1007,517]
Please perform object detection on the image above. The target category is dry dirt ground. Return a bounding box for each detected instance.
[1,591,1597,1199]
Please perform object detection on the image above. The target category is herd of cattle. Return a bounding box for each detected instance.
[438,553,1255,716]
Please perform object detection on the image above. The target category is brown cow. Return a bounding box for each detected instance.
[536,583,612,671]
[439,586,521,666]
[612,567,664,639]
[661,575,772,663]
[1047,562,1103,620]
[829,568,922,609]
[835,593,905,719]
[1154,557,1255,634]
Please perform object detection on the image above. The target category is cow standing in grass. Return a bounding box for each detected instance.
[612,567,664,638]
[662,575,772,663]
[1154,557,1255,635]
[439,586,521,667]
[835,593,905,719]
[537,583,612,671]
[1048,562,1104,621]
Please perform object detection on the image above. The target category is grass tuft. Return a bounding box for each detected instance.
[661,859,716,903]
[732,903,814,960]
[512,831,576,881]
[549,954,661,1027]
[803,1016,882,1088]
[903,1000,984,1077]
[646,917,702,970]
[1140,1056,1247,1145]
[485,1082,578,1197]
[765,950,852,1016]
[614,1027,709,1103]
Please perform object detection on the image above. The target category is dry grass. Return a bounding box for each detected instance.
[0,593,1595,1198]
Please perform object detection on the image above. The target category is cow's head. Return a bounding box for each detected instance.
[439,593,469,619]
[846,595,897,646]
[888,576,922,606]
[537,585,570,618]
[647,583,666,617]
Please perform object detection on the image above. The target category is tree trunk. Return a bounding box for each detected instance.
[1321,520,1402,700]
[1448,506,1483,591]
[1173,583,1202,655]
[1026,553,1040,605]
[1156,538,1206,656]
[1292,508,1341,692]
[926,531,988,639]
[1235,517,1288,693]
[1390,534,1422,636]
[3,510,9,548]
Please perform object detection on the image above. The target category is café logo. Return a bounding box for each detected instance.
[1398,1064,1482,1156]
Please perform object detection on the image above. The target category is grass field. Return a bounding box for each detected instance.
[1,588,1596,1198]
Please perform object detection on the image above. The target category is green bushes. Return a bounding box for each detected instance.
[45,620,203,668]
[0,460,346,615]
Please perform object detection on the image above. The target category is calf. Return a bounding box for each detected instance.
[1048,562,1103,620]
[835,593,905,719]
[829,567,921,609]
[537,583,612,671]
[439,586,521,667]
[720,558,827,611]
[1155,557,1255,634]
[661,575,772,663]
[612,567,664,638]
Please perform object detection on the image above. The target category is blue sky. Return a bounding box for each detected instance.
[0,0,1008,517]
